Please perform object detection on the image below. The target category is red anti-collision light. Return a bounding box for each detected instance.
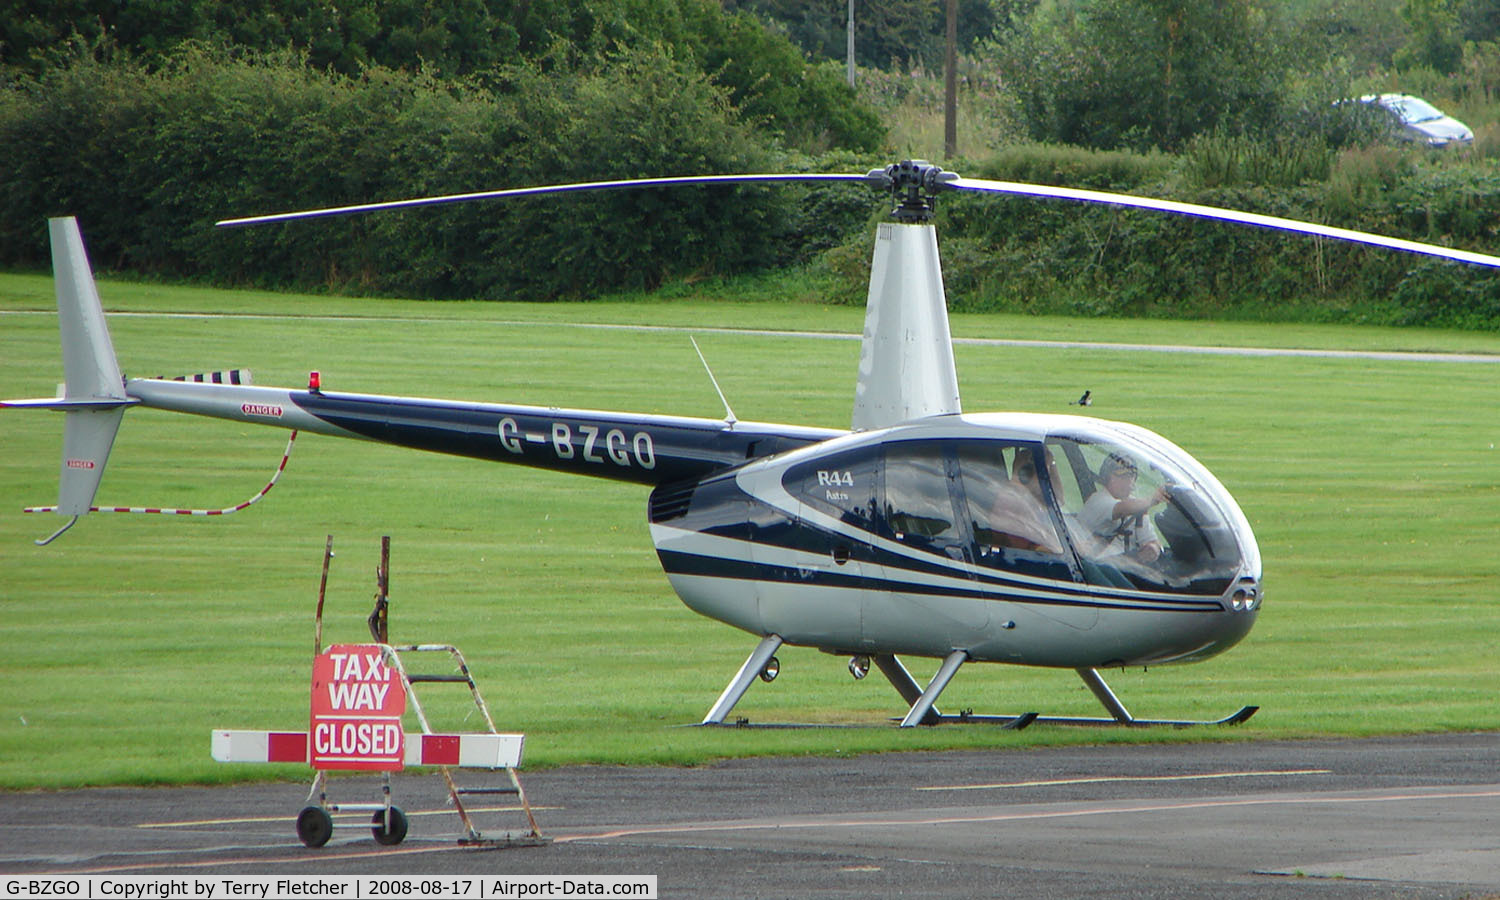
[309,371,321,392]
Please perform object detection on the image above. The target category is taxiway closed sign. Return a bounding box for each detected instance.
[309,643,405,770]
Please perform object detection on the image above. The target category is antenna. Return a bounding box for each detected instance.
[690,336,737,427]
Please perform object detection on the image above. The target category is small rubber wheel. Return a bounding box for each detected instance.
[296,806,333,848]
[371,806,408,845]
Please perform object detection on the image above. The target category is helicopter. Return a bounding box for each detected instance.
[9,161,1500,729]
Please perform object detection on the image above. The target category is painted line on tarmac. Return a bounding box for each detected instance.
[914,768,1331,792]
[5,308,1499,363]
[27,841,466,876]
[554,786,1500,843]
[137,805,557,829]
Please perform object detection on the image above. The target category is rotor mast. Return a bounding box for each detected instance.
[851,161,963,431]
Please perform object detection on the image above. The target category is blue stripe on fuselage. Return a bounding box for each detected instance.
[655,548,1223,613]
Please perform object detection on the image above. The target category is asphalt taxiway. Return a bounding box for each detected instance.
[3,732,1497,898]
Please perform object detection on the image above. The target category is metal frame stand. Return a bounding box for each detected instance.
[389,643,546,846]
[299,768,408,847]
[296,536,547,848]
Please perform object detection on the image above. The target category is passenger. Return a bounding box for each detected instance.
[1013,446,1063,505]
[1079,454,1168,563]
[981,448,1061,555]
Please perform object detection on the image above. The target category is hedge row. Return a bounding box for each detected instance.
[0,50,874,299]
[4,53,1499,327]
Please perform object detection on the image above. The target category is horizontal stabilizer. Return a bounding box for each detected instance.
[0,396,138,410]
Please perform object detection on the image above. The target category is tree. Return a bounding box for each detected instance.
[0,0,881,152]
[1394,0,1463,73]
[723,0,999,72]
[1000,0,1295,152]
[1457,0,1500,42]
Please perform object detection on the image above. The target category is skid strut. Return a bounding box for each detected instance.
[879,652,1035,729]
[874,654,940,726]
[899,650,966,727]
[700,634,783,725]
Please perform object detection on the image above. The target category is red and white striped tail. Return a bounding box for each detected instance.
[211,729,525,769]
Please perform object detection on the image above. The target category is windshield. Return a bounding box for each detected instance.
[1041,428,1255,595]
[1385,96,1443,123]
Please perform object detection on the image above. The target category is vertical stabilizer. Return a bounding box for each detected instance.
[52,218,128,520]
[850,221,961,431]
[53,217,126,403]
[3,219,136,540]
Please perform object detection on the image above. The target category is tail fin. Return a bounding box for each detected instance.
[1,218,136,543]
[53,217,127,406]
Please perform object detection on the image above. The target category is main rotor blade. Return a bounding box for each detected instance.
[217,173,871,227]
[948,177,1500,269]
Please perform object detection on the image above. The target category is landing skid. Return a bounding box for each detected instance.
[1064,666,1258,727]
[872,657,1257,728]
[702,714,1037,730]
[917,707,1257,727]
[698,640,1256,729]
[916,711,1040,729]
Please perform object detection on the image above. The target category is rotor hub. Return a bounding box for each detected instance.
[865,160,959,223]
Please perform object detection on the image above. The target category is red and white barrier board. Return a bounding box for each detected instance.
[211,729,525,769]
[212,643,525,772]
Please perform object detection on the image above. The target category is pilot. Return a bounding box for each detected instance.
[1080,454,1168,563]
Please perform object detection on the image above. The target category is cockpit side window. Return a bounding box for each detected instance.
[787,446,880,532]
[954,441,1066,566]
[882,442,966,559]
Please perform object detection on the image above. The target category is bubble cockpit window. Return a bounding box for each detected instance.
[1047,432,1249,595]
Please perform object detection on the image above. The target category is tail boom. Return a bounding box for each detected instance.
[126,377,840,486]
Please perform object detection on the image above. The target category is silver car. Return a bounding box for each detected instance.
[1361,93,1474,147]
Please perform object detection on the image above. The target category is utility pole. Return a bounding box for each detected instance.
[944,0,957,158]
[847,0,856,87]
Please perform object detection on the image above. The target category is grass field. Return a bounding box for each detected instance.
[2,273,1499,789]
